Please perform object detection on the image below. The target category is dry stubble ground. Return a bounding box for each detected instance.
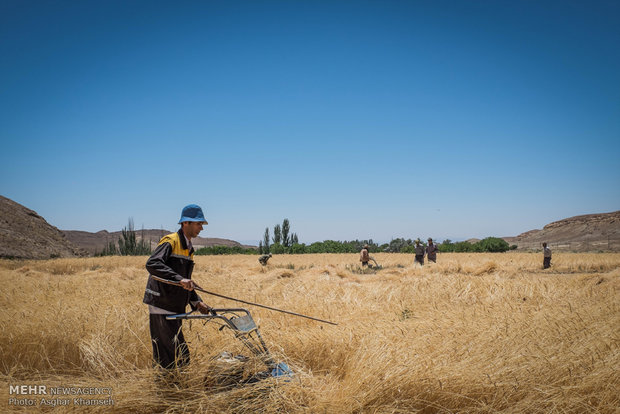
[0,252,618,413]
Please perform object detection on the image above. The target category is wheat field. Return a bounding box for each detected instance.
[0,252,618,413]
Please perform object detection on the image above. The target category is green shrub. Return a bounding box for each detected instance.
[474,237,510,253]
[289,243,306,254]
[270,243,286,254]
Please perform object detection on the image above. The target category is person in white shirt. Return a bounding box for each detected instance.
[542,242,552,269]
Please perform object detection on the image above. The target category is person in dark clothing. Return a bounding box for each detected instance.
[258,253,272,266]
[542,242,552,269]
[426,238,439,263]
[414,239,425,266]
[143,204,212,370]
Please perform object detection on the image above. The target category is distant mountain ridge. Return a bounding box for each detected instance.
[503,211,620,251]
[1,195,618,258]
[0,195,254,258]
[62,229,255,255]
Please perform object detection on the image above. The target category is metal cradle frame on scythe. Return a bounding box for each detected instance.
[166,308,293,386]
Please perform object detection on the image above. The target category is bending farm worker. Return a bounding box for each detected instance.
[258,253,272,266]
[360,244,378,268]
[360,244,371,267]
[143,204,213,370]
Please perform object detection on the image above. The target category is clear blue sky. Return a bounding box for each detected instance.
[1,0,619,245]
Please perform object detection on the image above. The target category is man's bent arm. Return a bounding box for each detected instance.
[146,242,183,282]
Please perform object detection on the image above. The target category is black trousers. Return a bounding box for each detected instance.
[149,314,190,369]
[414,255,424,265]
[543,257,551,269]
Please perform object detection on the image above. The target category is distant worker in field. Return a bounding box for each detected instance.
[360,243,379,268]
[143,204,213,371]
[360,244,379,268]
[426,238,439,263]
[414,239,425,265]
[258,253,272,266]
[542,242,552,269]
[360,244,371,267]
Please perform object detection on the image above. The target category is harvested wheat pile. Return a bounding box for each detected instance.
[0,253,618,413]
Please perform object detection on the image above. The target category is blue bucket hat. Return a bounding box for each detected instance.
[178,204,208,224]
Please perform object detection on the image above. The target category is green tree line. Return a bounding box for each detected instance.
[253,219,515,254]
[263,237,512,254]
[195,245,258,255]
[96,218,515,256]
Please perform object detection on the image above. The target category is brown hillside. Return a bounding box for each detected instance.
[62,229,254,255]
[0,195,86,259]
[503,211,620,251]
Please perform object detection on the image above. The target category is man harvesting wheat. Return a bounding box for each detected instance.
[360,244,379,268]
[258,253,272,265]
[426,238,439,263]
[143,204,213,370]
[414,239,425,265]
[542,242,552,269]
[360,244,371,267]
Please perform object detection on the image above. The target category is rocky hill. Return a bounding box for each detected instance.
[62,229,253,255]
[0,195,254,258]
[0,195,86,259]
[503,211,620,251]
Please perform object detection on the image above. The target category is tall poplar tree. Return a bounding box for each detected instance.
[282,218,290,247]
[263,227,271,253]
[273,224,282,244]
